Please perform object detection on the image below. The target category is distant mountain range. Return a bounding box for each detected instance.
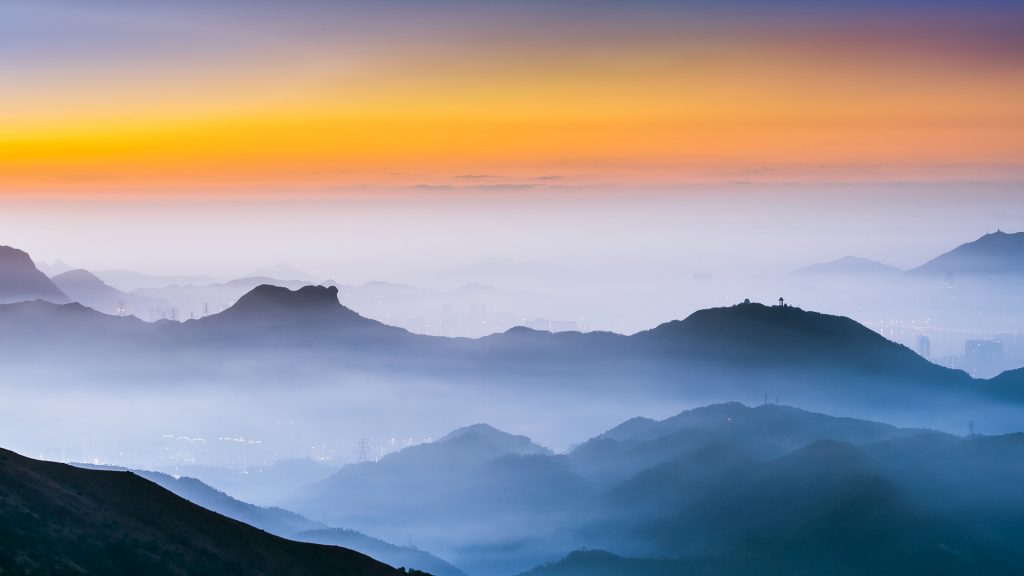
[0,447,422,576]
[76,462,461,576]
[791,256,902,276]
[91,269,220,292]
[160,458,340,508]
[285,423,585,575]
[908,230,1024,277]
[77,463,324,535]
[789,231,1024,280]
[295,530,466,576]
[52,268,168,316]
[1,280,1018,417]
[0,245,68,305]
[282,403,1024,576]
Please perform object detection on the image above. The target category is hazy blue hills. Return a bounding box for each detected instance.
[0,447,422,576]
[51,268,168,317]
[91,269,218,292]
[281,403,1024,575]
[74,463,324,537]
[0,299,151,349]
[565,402,925,487]
[295,530,467,576]
[634,301,954,377]
[0,245,69,305]
[0,283,1016,423]
[792,255,902,276]
[287,423,566,528]
[286,424,582,575]
[908,230,1024,277]
[540,433,1024,575]
[52,269,129,310]
[76,463,461,576]
[161,458,340,508]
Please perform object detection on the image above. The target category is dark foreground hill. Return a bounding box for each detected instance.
[76,463,463,576]
[0,448,422,576]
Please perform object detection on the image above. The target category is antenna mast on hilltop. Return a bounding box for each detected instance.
[762,394,769,439]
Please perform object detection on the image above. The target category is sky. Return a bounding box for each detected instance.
[0,0,1022,283]
[1,0,1022,195]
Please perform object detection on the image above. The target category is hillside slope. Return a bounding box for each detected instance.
[0,448,421,576]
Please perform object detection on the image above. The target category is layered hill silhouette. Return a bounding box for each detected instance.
[75,463,324,537]
[160,457,340,508]
[76,463,460,576]
[294,530,467,576]
[908,230,1024,277]
[52,268,167,317]
[0,447,422,576]
[792,255,902,276]
[287,424,582,575]
[0,245,68,305]
[282,403,1024,576]
[0,283,1008,412]
[632,301,955,378]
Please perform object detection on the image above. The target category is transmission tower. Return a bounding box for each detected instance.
[357,438,371,462]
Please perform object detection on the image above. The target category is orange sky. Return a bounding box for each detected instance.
[2,1,1022,196]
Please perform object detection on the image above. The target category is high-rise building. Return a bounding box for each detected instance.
[916,335,931,358]
[964,339,1004,377]
[965,339,1003,362]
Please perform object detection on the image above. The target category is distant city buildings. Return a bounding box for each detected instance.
[916,335,931,358]
[963,339,1004,377]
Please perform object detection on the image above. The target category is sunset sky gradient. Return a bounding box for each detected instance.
[3,0,1023,196]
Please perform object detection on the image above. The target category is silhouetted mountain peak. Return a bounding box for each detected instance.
[0,245,32,266]
[52,268,108,288]
[442,423,523,443]
[644,301,857,342]
[598,416,660,442]
[437,423,551,456]
[776,438,870,473]
[909,230,1024,276]
[222,284,347,317]
[793,256,901,276]
[0,245,70,305]
[640,301,917,360]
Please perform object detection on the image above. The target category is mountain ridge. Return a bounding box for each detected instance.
[908,230,1024,276]
[0,447,419,576]
[792,256,902,276]
[0,245,70,305]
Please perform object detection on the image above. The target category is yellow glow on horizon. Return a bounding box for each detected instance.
[3,33,1022,195]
